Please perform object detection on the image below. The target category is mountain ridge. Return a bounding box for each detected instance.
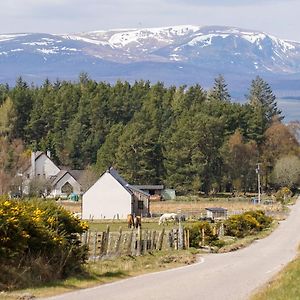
[1,25,300,98]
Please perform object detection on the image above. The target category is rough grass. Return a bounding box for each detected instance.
[251,251,300,300]
[0,250,197,300]
[151,199,284,219]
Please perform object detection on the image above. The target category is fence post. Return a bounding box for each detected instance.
[148,231,152,250]
[185,229,190,249]
[136,226,142,256]
[143,230,148,254]
[131,229,137,256]
[114,227,123,255]
[174,229,178,250]
[87,230,91,247]
[122,233,128,256]
[201,228,205,247]
[127,229,134,255]
[93,231,98,261]
[157,228,165,251]
[218,222,224,238]
[105,226,110,255]
[168,230,174,249]
[178,222,183,250]
[152,231,157,250]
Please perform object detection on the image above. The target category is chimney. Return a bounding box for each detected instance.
[31,151,36,178]
[46,150,51,158]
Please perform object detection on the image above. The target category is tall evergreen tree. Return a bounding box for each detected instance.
[208,75,231,102]
[94,123,124,175]
[247,76,283,124]
[10,77,33,140]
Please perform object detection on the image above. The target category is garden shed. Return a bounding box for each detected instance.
[205,207,228,220]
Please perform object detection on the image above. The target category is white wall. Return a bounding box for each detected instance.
[26,154,60,179]
[51,173,81,197]
[82,172,132,220]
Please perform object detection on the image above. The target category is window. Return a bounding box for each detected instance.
[138,201,144,209]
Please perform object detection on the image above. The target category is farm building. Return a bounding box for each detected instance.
[131,185,164,201]
[205,207,228,220]
[82,167,150,220]
[22,151,82,198]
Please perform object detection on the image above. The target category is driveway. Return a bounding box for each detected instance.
[45,197,300,300]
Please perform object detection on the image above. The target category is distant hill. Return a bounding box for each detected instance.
[1,25,300,98]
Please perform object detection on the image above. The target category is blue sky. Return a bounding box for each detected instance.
[0,0,299,41]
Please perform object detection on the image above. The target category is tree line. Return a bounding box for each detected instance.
[0,74,299,195]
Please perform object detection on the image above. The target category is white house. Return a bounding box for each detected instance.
[82,167,150,220]
[23,151,82,198]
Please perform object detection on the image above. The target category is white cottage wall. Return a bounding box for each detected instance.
[26,154,60,179]
[82,173,132,220]
[51,173,81,197]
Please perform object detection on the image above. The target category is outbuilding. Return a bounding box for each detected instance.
[82,167,150,220]
[205,207,228,220]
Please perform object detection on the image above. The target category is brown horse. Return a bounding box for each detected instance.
[127,214,134,228]
[134,216,141,228]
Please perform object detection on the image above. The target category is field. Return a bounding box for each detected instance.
[58,197,286,235]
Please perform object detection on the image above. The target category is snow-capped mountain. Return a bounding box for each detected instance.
[1,25,300,96]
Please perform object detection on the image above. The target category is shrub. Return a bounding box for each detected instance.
[275,187,292,203]
[185,221,218,248]
[0,198,88,290]
[224,210,272,238]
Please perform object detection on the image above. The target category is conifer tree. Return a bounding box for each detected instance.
[208,75,231,102]
[247,76,283,124]
[95,124,124,174]
[10,77,33,140]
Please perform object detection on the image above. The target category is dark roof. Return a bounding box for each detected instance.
[50,170,81,187]
[132,185,164,190]
[205,207,228,213]
[108,167,150,197]
[68,170,84,183]
[128,185,150,197]
[50,170,68,186]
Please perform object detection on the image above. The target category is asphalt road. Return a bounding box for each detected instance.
[45,197,300,300]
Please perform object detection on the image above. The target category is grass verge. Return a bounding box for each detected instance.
[251,251,300,300]
[0,250,197,300]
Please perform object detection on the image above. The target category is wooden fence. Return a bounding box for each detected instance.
[80,224,190,261]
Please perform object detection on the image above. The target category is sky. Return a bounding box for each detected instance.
[0,0,299,41]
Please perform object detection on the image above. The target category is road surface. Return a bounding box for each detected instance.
[45,197,300,300]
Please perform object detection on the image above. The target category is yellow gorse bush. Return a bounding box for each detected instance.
[0,198,89,290]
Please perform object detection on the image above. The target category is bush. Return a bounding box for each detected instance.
[275,187,292,203]
[185,221,218,248]
[0,199,88,290]
[224,210,272,238]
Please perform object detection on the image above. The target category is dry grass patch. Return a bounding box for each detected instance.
[151,199,283,218]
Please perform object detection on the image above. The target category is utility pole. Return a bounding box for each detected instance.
[256,163,261,204]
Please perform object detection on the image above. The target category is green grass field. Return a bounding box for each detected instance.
[87,218,185,232]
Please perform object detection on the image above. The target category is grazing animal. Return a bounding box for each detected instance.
[159,213,179,225]
[127,214,134,228]
[134,216,142,228]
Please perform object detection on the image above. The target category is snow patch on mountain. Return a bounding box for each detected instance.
[0,34,28,42]
[62,34,111,47]
[188,34,229,47]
